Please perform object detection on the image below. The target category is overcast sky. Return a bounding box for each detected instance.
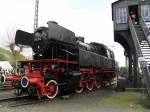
[0,0,125,66]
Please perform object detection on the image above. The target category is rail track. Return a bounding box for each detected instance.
[0,94,71,107]
[0,96,29,103]
[0,87,14,91]
[8,98,47,107]
[0,85,115,107]
[0,95,40,107]
[0,82,14,91]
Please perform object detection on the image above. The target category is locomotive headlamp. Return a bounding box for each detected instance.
[32,27,49,54]
[21,76,29,88]
[33,27,48,42]
[34,31,42,42]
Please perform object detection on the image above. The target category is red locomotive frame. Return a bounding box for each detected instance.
[1,58,117,99]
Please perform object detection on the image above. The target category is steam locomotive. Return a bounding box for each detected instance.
[0,21,118,99]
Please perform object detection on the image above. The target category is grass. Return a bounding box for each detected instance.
[98,90,150,110]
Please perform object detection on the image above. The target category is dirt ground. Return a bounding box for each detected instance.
[0,88,150,112]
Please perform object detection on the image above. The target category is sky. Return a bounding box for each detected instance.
[0,0,126,66]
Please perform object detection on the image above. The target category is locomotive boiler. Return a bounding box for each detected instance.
[0,21,118,99]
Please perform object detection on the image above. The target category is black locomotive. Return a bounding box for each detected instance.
[1,21,118,99]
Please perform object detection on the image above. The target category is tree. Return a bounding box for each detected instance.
[4,30,25,66]
[0,53,7,61]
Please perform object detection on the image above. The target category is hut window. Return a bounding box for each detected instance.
[141,5,150,22]
[116,7,127,24]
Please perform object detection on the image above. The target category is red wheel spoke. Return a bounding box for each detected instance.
[96,79,101,89]
[87,80,94,91]
[46,80,58,99]
[75,75,84,94]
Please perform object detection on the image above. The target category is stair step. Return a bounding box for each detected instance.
[143,55,150,57]
[137,34,144,37]
[141,48,150,51]
[137,30,144,32]
[141,46,150,48]
[138,36,145,40]
[138,35,145,38]
[145,58,150,59]
[134,24,141,27]
[141,47,150,49]
[136,30,143,33]
[140,44,149,47]
[142,55,150,57]
[141,43,149,45]
[135,29,143,32]
[141,41,148,43]
[141,52,150,54]
[141,46,150,49]
[141,44,150,46]
[138,33,145,35]
[141,45,149,47]
[135,27,142,30]
[138,39,148,44]
[141,50,150,52]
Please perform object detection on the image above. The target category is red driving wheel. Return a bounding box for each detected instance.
[95,79,101,89]
[87,80,94,91]
[75,86,84,94]
[46,80,58,99]
[75,75,84,94]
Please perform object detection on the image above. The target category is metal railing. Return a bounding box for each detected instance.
[140,16,150,45]
[129,17,150,100]
[129,17,142,56]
